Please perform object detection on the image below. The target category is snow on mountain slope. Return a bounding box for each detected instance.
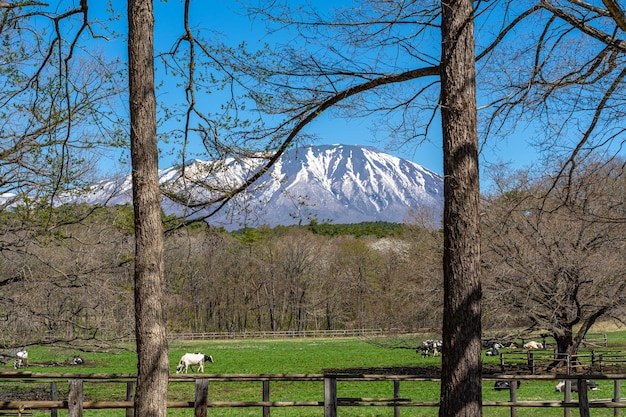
[7,144,443,230]
[248,144,443,228]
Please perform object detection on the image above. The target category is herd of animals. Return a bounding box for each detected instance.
[4,343,600,393]
[417,338,601,393]
[417,338,544,358]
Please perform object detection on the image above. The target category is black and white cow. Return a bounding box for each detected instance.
[494,380,521,390]
[417,339,442,357]
[555,380,598,393]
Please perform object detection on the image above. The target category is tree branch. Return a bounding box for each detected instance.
[601,0,626,32]
[170,65,440,227]
[541,0,626,51]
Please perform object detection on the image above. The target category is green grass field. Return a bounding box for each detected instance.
[2,329,625,416]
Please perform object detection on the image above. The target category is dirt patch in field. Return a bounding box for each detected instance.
[0,386,52,401]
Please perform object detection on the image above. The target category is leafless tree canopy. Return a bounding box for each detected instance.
[477,0,626,179]
[482,157,626,356]
[0,1,124,207]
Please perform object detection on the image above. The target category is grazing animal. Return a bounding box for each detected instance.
[71,355,85,365]
[494,380,521,390]
[13,349,28,369]
[523,341,543,350]
[176,352,214,374]
[555,380,598,393]
[486,346,499,356]
[482,340,516,349]
[417,339,442,357]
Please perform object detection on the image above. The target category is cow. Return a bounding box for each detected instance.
[523,341,543,350]
[494,380,521,390]
[417,339,442,357]
[175,352,214,374]
[556,380,598,392]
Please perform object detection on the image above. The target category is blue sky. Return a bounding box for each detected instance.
[88,0,544,184]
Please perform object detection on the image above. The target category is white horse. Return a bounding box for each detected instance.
[175,352,213,374]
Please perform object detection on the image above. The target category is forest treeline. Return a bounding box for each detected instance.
[0,204,444,345]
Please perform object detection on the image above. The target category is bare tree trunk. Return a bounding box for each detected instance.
[439,0,482,416]
[128,0,169,416]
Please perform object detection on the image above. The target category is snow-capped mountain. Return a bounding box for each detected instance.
[6,144,444,230]
[244,144,444,228]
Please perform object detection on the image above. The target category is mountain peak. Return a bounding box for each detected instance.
[44,144,444,230]
[184,144,444,229]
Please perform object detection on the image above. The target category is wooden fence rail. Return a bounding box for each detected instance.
[500,350,626,374]
[165,328,389,341]
[1,372,625,417]
[582,333,609,348]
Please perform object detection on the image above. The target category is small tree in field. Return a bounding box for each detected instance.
[483,159,626,360]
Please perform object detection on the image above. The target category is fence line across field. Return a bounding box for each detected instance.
[46,328,408,344]
[74,329,609,343]
[167,328,392,340]
[499,349,626,374]
[1,372,625,417]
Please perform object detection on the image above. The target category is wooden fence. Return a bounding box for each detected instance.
[1,372,625,417]
[500,350,626,374]
[165,328,390,341]
[582,333,609,348]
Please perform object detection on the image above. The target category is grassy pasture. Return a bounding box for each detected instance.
[2,329,625,416]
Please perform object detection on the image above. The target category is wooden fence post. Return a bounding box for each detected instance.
[393,379,400,417]
[125,381,135,417]
[324,376,337,417]
[614,380,621,417]
[68,379,83,417]
[509,380,518,417]
[578,379,590,417]
[527,352,535,374]
[194,379,209,417]
[600,353,605,372]
[263,379,270,417]
[50,381,58,417]
[564,381,571,417]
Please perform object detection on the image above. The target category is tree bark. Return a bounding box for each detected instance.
[128,0,169,416]
[439,0,482,416]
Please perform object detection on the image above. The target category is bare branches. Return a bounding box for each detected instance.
[1,1,124,216]
[155,2,443,226]
[541,0,626,51]
[479,0,626,192]
[552,65,626,196]
[0,1,47,9]
[601,0,626,31]
[482,159,626,352]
